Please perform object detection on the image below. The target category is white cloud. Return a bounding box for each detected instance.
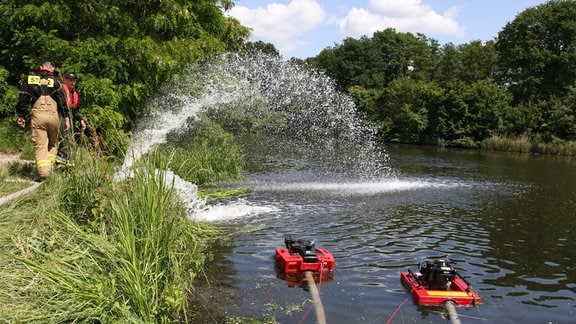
[339,0,465,39]
[229,0,466,57]
[229,0,329,55]
[369,0,431,17]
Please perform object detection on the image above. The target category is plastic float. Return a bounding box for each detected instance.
[400,258,482,307]
[275,235,335,287]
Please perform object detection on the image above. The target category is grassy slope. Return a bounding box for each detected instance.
[0,144,236,322]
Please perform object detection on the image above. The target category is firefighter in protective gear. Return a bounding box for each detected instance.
[56,72,86,165]
[16,60,70,180]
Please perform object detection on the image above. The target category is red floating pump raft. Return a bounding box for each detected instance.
[275,235,335,275]
[400,258,482,307]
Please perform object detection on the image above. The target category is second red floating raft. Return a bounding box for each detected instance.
[400,259,482,307]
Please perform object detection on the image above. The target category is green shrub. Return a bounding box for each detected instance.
[160,118,245,185]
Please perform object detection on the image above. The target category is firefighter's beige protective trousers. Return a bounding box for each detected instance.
[31,95,60,177]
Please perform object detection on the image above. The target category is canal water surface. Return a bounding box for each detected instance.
[192,144,575,324]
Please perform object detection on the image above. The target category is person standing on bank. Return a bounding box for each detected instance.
[16,60,70,181]
[56,73,86,164]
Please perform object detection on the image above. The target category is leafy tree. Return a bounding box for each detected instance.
[376,78,440,143]
[348,85,382,122]
[311,28,509,146]
[436,41,499,85]
[545,95,576,140]
[496,0,576,104]
[311,29,441,91]
[495,0,576,141]
[407,34,442,82]
[424,80,509,147]
[242,41,280,57]
[458,79,510,140]
[315,35,383,90]
[0,0,250,156]
[306,46,340,82]
[425,83,467,145]
[501,101,543,136]
[0,67,17,118]
[373,31,441,83]
[458,41,499,83]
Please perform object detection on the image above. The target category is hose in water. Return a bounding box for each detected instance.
[304,271,326,324]
[444,300,462,324]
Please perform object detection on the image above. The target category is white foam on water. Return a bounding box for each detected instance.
[250,178,464,196]
[160,168,204,211]
[188,198,279,222]
[155,169,278,223]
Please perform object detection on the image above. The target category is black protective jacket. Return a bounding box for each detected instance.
[16,69,69,119]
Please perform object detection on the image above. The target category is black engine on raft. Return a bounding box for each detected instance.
[418,258,457,290]
[284,235,319,263]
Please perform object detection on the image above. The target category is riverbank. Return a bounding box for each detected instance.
[480,134,576,156]
[0,122,246,323]
[0,150,227,322]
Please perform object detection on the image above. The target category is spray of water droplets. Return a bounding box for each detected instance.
[200,53,393,179]
[115,52,394,220]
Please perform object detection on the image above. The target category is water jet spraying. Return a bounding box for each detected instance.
[117,53,393,220]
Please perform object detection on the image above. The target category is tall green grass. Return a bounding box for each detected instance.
[481,134,576,156]
[480,134,535,153]
[0,147,226,323]
[0,161,35,196]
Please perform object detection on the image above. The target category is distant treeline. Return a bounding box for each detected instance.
[301,0,576,150]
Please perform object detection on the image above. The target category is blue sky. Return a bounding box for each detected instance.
[228,0,549,59]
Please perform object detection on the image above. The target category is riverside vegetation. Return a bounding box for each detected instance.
[0,117,247,323]
[0,1,251,320]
